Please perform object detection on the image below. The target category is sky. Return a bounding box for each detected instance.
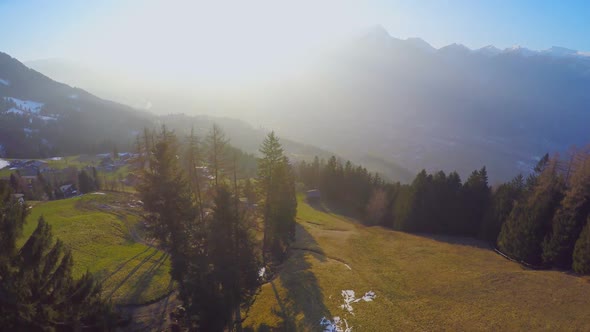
[1,0,590,83]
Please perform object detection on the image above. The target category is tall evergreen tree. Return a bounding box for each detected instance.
[0,183,108,330]
[138,126,196,295]
[257,132,296,261]
[543,155,590,268]
[498,158,565,264]
[205,124,228,188]
[572,216,590,274]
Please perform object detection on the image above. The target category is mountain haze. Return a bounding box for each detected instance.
[25,27,590,182]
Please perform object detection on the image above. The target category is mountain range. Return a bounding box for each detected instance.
[0,52,345,174]
[20,26,590,183]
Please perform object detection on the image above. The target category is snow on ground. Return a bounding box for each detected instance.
[258,267,266,278]
[0,78,10,86]
[6,108,24,115]
[0,159,9,169]
[320,290,377,331]
[5,97,44,114]
[340,290,377,314]
[23,128,38,137]
[50,157,62,161]
[38,115,58,122]
[320,316,352,332]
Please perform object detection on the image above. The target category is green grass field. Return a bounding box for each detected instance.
[243,195,590,331]
[21,192,173,305]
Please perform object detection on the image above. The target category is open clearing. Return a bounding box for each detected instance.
[21,192,173,305]
[243,195,590,331]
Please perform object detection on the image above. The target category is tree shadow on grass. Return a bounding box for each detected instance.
[257,224,332,331]
[100,246,153,283]
[106,247,160,300]
[124,251,169,304]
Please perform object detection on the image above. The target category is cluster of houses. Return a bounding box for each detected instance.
[1,153,138,200]
[95,152,136,172]
[6,159,50,176]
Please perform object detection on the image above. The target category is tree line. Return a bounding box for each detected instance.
[136,125,296,330]
[296,151,590,274]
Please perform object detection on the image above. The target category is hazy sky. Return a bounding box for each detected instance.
[2,0,590,83]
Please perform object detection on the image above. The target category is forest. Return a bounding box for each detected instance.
[297,149,590,273]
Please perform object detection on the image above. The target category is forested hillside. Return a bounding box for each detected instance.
[297,148,590,273]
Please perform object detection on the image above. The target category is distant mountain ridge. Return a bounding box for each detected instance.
[3,51,407,181]
[362,25,590,59]
[24,27,590,183]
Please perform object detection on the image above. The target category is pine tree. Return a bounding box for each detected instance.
[572,216,590,274]
[205,124,228,188]
[479,174,525,243]
[498,158,564,264]
[543,155,590,268]
[138,126,196,292]
[257,132,296,261]
[0,187,107,331]
[462,167,491,235]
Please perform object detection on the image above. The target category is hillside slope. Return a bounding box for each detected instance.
[244,196,590,331]
[21,192,173,305]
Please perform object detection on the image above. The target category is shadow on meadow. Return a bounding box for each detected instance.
[246,224,332,331]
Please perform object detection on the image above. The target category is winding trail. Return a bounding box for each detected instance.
[290,247,353,270]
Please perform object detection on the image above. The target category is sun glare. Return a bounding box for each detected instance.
[74,0,366,85]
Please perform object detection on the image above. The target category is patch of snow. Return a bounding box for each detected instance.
[320,316,352,332]
[5,97,44,114]
[6,108,25,115]
[0,158,9,169]
[0,78,10,86]
[503,45,537,57]
[38,115,57,122]
[258,267,266,278]
[361,291,376,302]
[50,157,62,161]
[477,45,502,56]
[339,290,377,314]
[23,128,37,137]
[92,192,106,195]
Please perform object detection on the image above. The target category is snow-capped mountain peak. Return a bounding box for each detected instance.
[476,45,502,56]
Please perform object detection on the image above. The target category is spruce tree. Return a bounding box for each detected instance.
[205,124,228,188]
[572,216,590,274]
[498,159,564,264]
[257,132,296,261]
[543,157,590,268]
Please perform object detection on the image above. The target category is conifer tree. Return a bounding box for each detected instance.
[205,124,228,188]
[0,184,107,330]
[138,126,196,293]
[543,155,590,268]
[257,132,296,261]
[572,216,590,274]
[498,158,565,264]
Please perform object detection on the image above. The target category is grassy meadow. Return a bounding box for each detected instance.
[243,195,590,331]
[21,192,173,305]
